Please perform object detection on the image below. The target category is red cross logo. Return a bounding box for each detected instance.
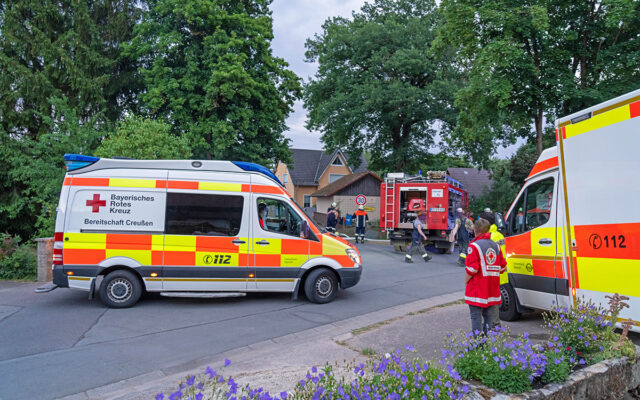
[86,194,106,213]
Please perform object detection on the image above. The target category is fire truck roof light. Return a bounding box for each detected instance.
[232,161,283,187]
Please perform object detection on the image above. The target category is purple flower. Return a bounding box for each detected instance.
[205,366,215,379]
[585,341,590,347]
[554,358,562,365]
[187,376,195,386]
[405,345,415,352]
[280,392,288,399]
[579,359,586,365]
[169,391,182,400]
[523,332,530,339]
[312,366,318,373]
[156,394,164,400]
[196,394,203,400]
[197,382,203,390]
[434,388,440,397]
[499,362,505,370]
[224,358,231,367]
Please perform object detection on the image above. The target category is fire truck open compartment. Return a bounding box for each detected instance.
[380,173,468,253]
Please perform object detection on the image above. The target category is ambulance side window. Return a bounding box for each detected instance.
[509,193,526,235]
[257,198,302,237]
[166,193,243,236]
[523,178,554,231]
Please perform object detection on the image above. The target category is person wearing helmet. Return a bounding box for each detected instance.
[326,202,339,233]
[354,205,369,243]
[450,207,471,265]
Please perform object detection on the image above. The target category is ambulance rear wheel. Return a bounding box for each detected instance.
[304,268,338,304]
[100,270,142,308]
[499,283,521,321]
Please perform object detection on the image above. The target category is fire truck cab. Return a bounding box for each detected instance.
[380,172,468,253]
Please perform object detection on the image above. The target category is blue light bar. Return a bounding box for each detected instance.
[232,161,283,186]
[64,153,99,171]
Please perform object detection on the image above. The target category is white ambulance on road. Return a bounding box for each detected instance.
[40,156,362,308]
[498,89,640,332]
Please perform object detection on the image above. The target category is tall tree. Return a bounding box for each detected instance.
[0,0,140,238]
[124,0,301,167]
[440,0,640,161]
[304,0,460,172]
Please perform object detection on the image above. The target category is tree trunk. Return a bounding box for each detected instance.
[534,109,543,155]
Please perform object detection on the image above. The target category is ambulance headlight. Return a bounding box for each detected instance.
[346,248,361,265]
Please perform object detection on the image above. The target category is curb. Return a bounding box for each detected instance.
[59,291,464,400]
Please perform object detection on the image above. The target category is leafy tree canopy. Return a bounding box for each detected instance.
[0,0,139,238]
[124,0,301,167]
[95,116,191,160]
[304,0,461,172]
[440,0,640,163]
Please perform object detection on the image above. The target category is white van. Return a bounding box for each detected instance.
[42,155,362,308]
[498,89,640,332]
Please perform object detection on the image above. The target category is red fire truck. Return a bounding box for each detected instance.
[380,172,468,253]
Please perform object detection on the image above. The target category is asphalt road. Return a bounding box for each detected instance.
[0,242,466,400]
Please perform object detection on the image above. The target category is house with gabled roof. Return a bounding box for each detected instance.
[274,149,368,209]
[446,167,493,200]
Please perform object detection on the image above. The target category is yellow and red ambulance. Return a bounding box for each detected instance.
[499,88,640,332]
[46,157,361,307]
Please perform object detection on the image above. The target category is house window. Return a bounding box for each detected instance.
[303,195,311,208]
[332,156,344,166]
[283,174,289,184]
[329,174,345,184]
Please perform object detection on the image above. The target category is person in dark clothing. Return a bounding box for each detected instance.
[450,207,471,265]
[326,207,338,233]
[354,205,369,243]
[404,209,432,263]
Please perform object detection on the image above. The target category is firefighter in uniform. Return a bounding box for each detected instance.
[464,218,507,334]
[354,205,369,243]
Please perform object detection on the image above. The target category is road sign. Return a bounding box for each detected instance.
[355,194,367,205]
[364,206,375,212]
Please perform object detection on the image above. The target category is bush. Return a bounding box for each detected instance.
[0,233,37,280]
[443,327,547,393]
[156,348,469,400]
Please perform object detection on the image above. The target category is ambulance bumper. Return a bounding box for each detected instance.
[338,264,362,289]
[52,266,69,288]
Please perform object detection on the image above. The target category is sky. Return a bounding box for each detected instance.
[268,0,523,158]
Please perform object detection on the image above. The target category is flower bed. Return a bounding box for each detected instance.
[154,295,637,400]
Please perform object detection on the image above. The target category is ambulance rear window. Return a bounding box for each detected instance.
[166,193,243,236]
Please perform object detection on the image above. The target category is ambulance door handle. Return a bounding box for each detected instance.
[256,240,270,246]
[232,239,246,245]
[538,238,553,246]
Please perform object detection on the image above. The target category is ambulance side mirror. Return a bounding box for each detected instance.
[301,220,310,239]
[495,212,506,235]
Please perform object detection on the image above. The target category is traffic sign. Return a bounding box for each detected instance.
[355,194,367,205]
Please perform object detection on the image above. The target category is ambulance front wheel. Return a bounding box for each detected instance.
[304,268,338,304]
[499,283,521,321]
[99,270,142,308]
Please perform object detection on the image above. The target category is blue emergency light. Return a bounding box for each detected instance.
[232,161,284,187]
[64,154,99,171]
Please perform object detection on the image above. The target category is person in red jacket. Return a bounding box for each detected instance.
[464,217,507,334]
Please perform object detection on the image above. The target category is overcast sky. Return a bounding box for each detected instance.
[268,0,522,158]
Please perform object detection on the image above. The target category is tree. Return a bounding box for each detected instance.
[304,0,461,172]
[124,0,301,167]
[0,0,140,238]
[440,0,640,162]
[95,116,191,159]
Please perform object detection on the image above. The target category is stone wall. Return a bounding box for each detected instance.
[35,237,53,282]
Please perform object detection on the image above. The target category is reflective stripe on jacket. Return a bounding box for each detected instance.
[464,233,507,307]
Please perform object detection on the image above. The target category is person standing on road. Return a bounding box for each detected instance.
[405,208,432,263]
[449,208,471,265]
[464,218,507,334]
[354,205,369,243]
[326,207,338,233]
